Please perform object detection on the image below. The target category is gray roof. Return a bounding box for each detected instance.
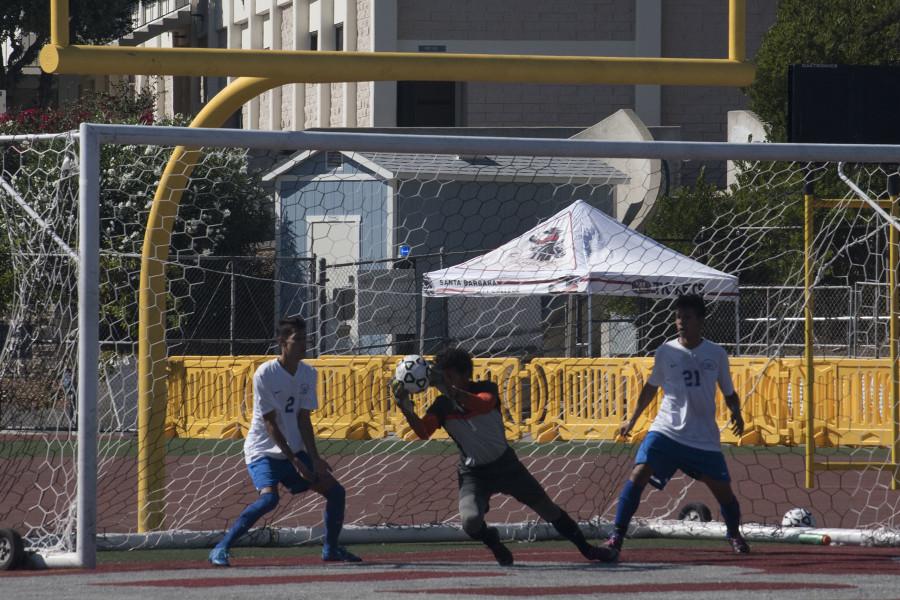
[357,152,629,184]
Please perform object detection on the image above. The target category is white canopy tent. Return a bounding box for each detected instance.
[422,199,738,355]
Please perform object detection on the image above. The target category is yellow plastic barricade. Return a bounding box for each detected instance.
[167,355,900,448]
[166,356,263,439]
[167,355,386,440]
[527,357,796,446]
[775,358,894,447]
[311,355,388,440]
[719,358,784,446]
[526,358,655,442]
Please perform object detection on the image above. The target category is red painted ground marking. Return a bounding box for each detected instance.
[94,570,505,588]
[389,581,855,596]
[391,545,900,577]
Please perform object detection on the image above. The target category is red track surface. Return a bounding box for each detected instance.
[4,445,900,535]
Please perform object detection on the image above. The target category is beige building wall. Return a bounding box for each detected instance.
[396,0,634,41]
[466,84,635,127]
[661,0,779,142]
[131,0,779,138]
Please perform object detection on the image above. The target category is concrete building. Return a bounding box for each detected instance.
[124,0,779,140]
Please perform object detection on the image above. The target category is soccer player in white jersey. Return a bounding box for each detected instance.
[209,316,361,566]
[606,294,749,557]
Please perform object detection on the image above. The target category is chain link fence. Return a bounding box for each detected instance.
[167,255,316,355]
[312,263,892,359]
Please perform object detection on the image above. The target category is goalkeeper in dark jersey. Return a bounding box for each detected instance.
[393,348,617,566]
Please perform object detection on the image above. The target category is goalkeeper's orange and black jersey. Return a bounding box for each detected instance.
[412,381,508,467]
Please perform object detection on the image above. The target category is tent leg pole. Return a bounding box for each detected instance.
[587,294,593,357]
[419,296,426,355]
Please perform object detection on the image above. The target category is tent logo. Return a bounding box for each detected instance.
[631,279,655,294]
[582,226,604,258]
[528,227,565,262]
[631,280,706,296]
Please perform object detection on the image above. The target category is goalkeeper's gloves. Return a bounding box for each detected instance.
[391,380,413,411]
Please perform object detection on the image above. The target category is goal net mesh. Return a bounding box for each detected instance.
[2,127,900,557]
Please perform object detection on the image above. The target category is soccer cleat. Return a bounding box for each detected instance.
[728,535,750,554]
[481,526,514,566]
[581,543,619,563]
[322,546,363,562]
[208,546,230,567]
[604,532,624,553]
[487,541,514,566]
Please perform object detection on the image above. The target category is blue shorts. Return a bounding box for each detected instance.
[636,432,731,490]
[247,451,314,494]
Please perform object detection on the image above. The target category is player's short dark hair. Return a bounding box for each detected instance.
[434,347,474,378]
[278,314,306,335]
[674,294,706,319]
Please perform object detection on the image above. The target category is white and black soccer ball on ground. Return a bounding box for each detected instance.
[394,354,431,394]
[782,507,816,528]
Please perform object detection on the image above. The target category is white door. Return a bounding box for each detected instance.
[309,218,360,352]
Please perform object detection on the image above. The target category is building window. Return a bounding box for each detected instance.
[326,151,344,170]
[335,24,343,51]
[310,31,318,51]
[397,82,459,126]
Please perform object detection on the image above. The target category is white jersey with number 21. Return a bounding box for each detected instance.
[646,338,735,452]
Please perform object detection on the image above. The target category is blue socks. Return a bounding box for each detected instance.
[720,498,742,537]
[217,491,279,550]
[323,483,346,550]
[217,483,346,551]
[613,480,741,539]
[614,480,645,536]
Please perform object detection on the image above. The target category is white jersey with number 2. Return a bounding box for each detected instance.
[243,358,318,465]
[646,338,735,452]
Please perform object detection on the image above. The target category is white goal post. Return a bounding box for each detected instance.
[2,123,900,569]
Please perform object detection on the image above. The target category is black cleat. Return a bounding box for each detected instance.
[604,532,624,553]
[728,535,750,554]
[582,543,619,563]
[488,541,514,566]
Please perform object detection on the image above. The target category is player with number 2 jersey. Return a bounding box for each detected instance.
[208,315,361,566]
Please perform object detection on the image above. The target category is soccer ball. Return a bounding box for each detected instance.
[782,507,815,528]
[394,355,430,394]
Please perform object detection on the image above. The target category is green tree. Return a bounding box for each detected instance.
[0,87,273,336]
[1,0,140,107]
[748,0,900,142]
[641,0,900,290]
[642,168,806,287]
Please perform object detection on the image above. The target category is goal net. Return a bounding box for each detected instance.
[2,124,900,566]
